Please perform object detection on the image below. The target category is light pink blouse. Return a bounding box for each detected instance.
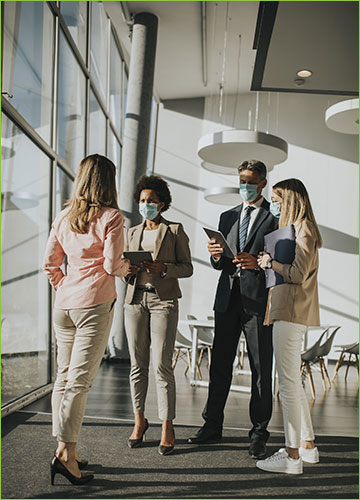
[43,207,129,309]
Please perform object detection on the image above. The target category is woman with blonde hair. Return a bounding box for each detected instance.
[256,178,322,475]
[43,154,129,485]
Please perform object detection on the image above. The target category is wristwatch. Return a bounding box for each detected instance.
[266,258,273,269]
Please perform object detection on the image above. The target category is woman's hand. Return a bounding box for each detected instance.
[141,259,167,274]
[257,251,272,270]
[233,252,258,270]
[125,264,140,277]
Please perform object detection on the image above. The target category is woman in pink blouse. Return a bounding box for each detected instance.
[43,154,129,485]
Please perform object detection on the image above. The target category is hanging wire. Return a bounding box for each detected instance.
[276,92,280,134]
[219,1,229,118]
[248,109,252,130]
[254,91,259,131]
[232,34,242,128]
[209,2,218,123]
[266,92,271,134]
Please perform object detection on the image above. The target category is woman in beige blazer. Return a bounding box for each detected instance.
[256,178,322,475]
[124,175,193,455]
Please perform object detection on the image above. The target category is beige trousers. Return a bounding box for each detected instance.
[273,320,315,448]
[52,300,115,442]
[124,289,178,420]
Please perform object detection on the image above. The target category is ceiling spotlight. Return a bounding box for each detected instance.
[297,69,313,78]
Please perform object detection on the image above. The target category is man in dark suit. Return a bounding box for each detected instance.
[188,160,277,459]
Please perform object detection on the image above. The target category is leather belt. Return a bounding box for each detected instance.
[135,286,157,293]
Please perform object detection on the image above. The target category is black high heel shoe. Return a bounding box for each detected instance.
[158,428,175,456]
[50,457,94,485]
[128,419,149,448]
[54,449,88,470]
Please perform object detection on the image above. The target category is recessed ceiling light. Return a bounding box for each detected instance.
[297,69,313,78]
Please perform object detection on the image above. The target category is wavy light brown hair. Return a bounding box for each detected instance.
[272,178,322,248]
[66,154,119,234]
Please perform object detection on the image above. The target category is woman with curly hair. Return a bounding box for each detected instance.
[124,174,193,455]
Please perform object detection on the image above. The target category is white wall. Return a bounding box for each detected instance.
[154,92,358,358]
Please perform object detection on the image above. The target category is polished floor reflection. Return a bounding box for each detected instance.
[26,354,358,438]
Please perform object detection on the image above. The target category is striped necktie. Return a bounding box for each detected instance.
[239,206,255,252]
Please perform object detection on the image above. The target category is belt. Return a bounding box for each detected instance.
[135,286,157,293]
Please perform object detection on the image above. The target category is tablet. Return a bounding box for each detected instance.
[123,251,153,267]
[202,227,236,259]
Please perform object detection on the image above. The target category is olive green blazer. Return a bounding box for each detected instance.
[124,216,193,304]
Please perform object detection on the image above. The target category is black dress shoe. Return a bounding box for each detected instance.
[249,440,266,459]
[128,419,149,448]
[187,426,222,444]
[50,457,94,485]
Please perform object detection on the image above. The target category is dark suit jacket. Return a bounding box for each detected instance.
[212,199,277,316]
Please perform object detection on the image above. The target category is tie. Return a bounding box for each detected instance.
[239,206,255,252]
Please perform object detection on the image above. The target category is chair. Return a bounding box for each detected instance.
[332,341,359,382]
[172,329,202,380]
[301,329,329,399]
[187,314,214,371]
[301,327,340,399]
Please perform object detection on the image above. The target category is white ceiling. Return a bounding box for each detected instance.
[105,1,358,101]
[105,1,259,100]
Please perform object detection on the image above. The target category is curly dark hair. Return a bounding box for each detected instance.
[133,175,172,212]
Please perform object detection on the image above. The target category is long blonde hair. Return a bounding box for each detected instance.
[273,178,322,248]
[66,154,119,234]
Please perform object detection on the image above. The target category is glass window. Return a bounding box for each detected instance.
[122,67,128,138]
[56,169,74,215]
[90,3,109,103]
[109,33,122,135]
[57,30,86,172]
[2,2,54,144]
[60,2,88,60]
[89,90,106,156]
[1,114,51,405]
[108,128,122,195]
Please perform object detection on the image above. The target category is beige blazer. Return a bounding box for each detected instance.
[264,219,320,327]
[124,216,193,304]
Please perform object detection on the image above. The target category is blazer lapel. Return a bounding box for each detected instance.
[226,204,242,255]
[131,223,145,250]
[153,218,169,260]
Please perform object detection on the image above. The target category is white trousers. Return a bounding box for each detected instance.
[273,320,315,448]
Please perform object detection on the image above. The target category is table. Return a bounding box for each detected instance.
[181,319,251,393]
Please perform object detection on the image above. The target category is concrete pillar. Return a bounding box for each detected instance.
[108,12,158,359]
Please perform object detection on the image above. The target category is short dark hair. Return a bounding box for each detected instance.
[237,159,267,180]
[133,175,172,212]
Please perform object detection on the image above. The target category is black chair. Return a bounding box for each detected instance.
[332,341,359,382]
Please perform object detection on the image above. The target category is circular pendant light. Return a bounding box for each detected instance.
[325,98,359,135]
[198,130,288,174]
[204,186,241,206]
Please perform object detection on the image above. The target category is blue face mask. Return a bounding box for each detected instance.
[270,201,281,219]
[139,202,160,220]
[239,183,259,202]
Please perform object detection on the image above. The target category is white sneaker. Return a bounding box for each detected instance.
[299,446,319,463]
[256,449,303,475]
